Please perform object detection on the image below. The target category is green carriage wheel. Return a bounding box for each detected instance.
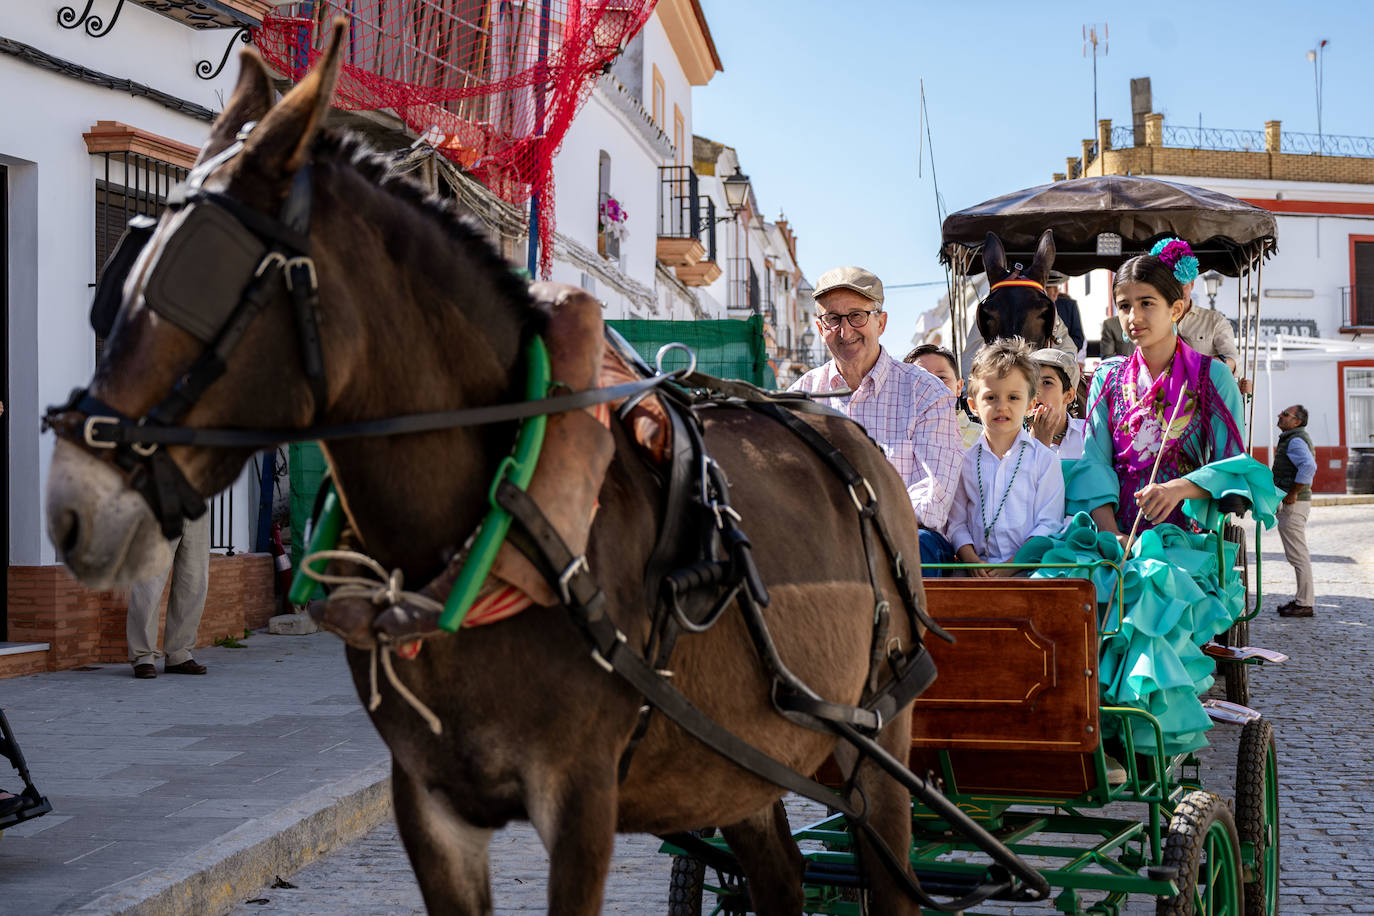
[1157,790,1244,915]
[1235,718,1280,916]
[1222,618,1250,707]
[1220,523,1250,707]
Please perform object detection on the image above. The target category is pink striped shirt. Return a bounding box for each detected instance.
[790,349,962,530]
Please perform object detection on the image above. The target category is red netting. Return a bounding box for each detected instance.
[254,1,655,277]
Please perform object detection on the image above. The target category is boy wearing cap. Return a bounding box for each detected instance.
[790,266,963,569]
[1029,348,1087,460]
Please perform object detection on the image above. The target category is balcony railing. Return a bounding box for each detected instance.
[1107,122,1374,159]
[1341,285,1374,328]
[657,166,716,261]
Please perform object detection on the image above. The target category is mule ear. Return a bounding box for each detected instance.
[198,48,275,164]
[242,17,348,176]
[982,232,1009,283]
[1028,229,1056,287]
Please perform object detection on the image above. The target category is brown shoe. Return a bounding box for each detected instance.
[1277,604,1314,618]
[133,663,157,679]
[164,659,208,675]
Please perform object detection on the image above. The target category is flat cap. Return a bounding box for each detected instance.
[1032,347,1080,389]
[814,266,883,305]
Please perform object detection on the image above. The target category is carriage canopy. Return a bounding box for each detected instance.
[940,175,1278,277]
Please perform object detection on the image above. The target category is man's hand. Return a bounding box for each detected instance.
[1028,403,1067,448]
[1238,378,1254,396]
[1282,491,1297,507]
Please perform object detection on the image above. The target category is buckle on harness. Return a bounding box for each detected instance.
[848,478,877,512]
[82,415,119,450]
[558,554,591,606]
[284,256,318,292]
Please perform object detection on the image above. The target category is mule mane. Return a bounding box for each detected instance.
[309,129,535,323]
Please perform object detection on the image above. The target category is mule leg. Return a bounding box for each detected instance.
[719,799,805,916]
[528,770,619,916]
[391,760,495,915]
[840,715,920,916]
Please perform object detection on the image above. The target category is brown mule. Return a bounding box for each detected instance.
[44,25,929,915]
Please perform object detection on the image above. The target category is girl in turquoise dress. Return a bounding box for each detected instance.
[1015,244,1281,755]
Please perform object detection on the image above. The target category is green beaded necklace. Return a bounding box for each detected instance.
[976,440,1029,541]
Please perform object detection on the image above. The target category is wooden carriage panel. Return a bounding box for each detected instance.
[908,746,1098,799]
[912,579,1099,753]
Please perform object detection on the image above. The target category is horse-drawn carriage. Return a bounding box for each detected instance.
[661,176,1287,915]
[41,31,1288,916]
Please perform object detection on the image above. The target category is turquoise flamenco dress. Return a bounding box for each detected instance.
[1013,346,1281,756]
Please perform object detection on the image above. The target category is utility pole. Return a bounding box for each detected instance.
[1083,24,1108,158]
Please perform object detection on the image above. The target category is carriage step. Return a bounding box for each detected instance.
[1202,699,1262,725]
[1202,643,1289,664]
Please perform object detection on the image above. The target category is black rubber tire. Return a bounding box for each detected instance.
[1235,718,1280,916]
[1157,790,1244,915]
[667,854,705,916]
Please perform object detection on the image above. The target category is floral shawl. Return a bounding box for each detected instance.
[1096,340,1243,530]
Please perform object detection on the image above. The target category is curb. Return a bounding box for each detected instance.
[1311,495,1374,507]
[74,761,392,916]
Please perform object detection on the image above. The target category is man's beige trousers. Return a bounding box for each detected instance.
[127,513,211,667]
[1275,500,1314,608]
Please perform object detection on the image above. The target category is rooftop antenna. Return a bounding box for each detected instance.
[1306,39,1329,154]
[1084,24,1108,160]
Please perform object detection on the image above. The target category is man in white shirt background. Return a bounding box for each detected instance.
[790,267,963,571]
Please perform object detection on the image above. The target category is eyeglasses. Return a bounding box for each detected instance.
[817,309,881,330]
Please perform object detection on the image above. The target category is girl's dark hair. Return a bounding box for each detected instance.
[1113,254,1186,305]
[904,343,959,377]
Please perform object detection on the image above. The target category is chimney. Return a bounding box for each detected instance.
[1130,77,1152,147]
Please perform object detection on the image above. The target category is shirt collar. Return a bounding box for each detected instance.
[821,347,894,393]
[979,427,1034,458]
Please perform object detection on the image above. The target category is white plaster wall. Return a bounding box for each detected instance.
[639,13,692,158]
[3,7,264,564]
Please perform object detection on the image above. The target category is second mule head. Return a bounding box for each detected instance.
[976,229,1057,347]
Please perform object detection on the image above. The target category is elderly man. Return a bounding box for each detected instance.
[1273,404,1317,617]
[790,267,962,569]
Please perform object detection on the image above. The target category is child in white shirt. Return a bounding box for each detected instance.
[1028,347,1087,459]
[946,338,1066,577]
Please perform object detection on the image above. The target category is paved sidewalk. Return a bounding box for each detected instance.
[0,632,390,915]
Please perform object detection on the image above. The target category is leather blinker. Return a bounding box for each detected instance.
[90,215,157,338]
[143,203,269,343]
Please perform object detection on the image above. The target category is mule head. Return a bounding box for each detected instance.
[975,229,1057,347]
[46,23,349,588]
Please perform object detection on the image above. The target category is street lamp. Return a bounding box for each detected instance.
[721,168,752,214]
[1202,270,1222,307]
[801,326,815,362]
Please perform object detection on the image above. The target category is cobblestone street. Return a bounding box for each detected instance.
[230,505,1374,915]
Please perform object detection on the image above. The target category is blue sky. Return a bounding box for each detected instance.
[693,0,1374,351]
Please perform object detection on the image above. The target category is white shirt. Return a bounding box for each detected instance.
[1049,417,1087,460]
[946,430,1066,563]
[790,349,962,530]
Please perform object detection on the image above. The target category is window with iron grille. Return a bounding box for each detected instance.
[1352,239,1374,327]
[93,151,189,361]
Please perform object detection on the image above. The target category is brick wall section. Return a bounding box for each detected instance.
[0,651,50,679]
[4,554,274,675]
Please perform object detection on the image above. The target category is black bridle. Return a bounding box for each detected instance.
[45,122,665,538]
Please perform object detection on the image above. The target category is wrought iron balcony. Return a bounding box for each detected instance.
[1341,285,1374,329]
[657,166,721,286]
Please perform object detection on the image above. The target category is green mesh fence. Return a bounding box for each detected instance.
[288,441,329,603]
[284,316,772,604]
[608,315,776,387]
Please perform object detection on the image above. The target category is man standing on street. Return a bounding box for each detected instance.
[1273,405,1316,617]
[1045,271,1085,360]
[127,513,212,677]
[790,266,962,569]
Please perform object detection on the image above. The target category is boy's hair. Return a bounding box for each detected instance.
[903,343,959,377]
[968,337,1038,397]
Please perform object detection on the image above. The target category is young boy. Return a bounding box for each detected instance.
[904,343,982,449]
[946,339,1066,577]
[1028,347,1086,459]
